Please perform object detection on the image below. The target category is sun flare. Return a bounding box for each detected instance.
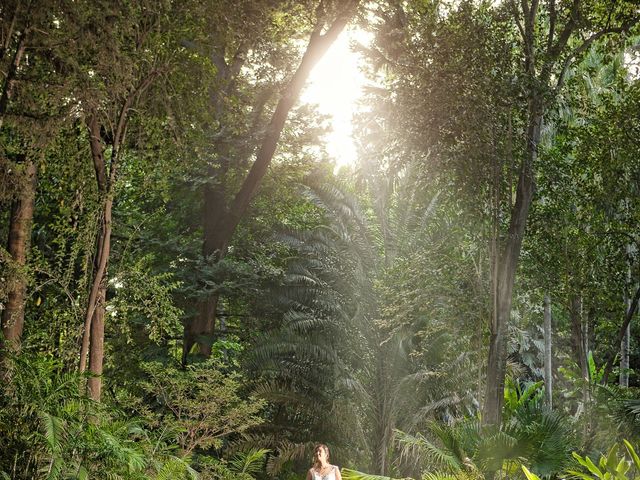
[301,28,371,169]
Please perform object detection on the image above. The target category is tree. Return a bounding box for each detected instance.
[483,0,639,426]
[183,0,361,363]
[0,1,67,355]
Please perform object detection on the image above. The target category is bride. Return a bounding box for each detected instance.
[307,444,342,480]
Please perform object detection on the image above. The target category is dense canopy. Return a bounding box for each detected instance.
[1,0,640,479]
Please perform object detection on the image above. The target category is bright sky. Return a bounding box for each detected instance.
[300,29,370,169]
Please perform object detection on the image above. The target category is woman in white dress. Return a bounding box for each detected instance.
[307,444,342,480]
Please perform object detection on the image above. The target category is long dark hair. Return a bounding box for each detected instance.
[312,443,330,469]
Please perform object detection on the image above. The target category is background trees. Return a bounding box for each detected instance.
[1,0,640,479]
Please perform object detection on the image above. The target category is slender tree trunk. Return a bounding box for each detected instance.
[0,1,21,63]
[620,323,630,387]
[569,295,588,380]
[603,284,640,384]
[0,20,33,357]
[620,245,633,387]
[483,105,541,426]
[183,1,360,363]
[372,349,393,476]
[87,285,106,400]
[77,68,157,395]
[0,30,26,129]
[86,198,112,401]
[79,115,113,402]
[543,293,552,408]
[569,294,590,422]
[1,159,37,352]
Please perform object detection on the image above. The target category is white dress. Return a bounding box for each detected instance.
[311,465,338,480]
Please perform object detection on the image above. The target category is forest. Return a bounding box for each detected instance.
[1,0,640,479]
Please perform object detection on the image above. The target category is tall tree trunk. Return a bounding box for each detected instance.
[78,114,113,402]
[620,322,631,388]
[569,295,588,381]
[372,349,393,476]
[182,163,229,363]
[484,0,639,426]
[543,293,552,408]
[1,159,37,352]
[569,293,590,421]
[483,105,540,426]
[620,323,630,387]
[620,244,633,387]
[77,68,156,397]
[87,279,107,399]
[0,19,32,356]
[86,199,112,401]
[0,30,26,129]
[183,1,360,363]
[603,284,640,384]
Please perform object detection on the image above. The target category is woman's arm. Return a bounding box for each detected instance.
[335,466,342,480]
[306,469,313,480]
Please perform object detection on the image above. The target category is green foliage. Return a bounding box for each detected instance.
[568,441,640,480]
[524,441,640,480]
[342,468,411,480]
[2,0,640,478]
[140,359,265,455]
[395,382,573,479]
[0,354,149,478]
[0,351,268,479]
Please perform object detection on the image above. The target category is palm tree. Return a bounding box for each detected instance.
[394,379,574,479]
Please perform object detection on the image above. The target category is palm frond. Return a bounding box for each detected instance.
[228,448,270,475]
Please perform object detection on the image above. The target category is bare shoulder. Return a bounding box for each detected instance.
[334,465,342,480]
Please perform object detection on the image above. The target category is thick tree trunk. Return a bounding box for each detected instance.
[483,108,540,426]
[543,294,552,408]
[182,164,228,362]
[183,292,219,362]
[182,1,359,363]
[1,159,37,352]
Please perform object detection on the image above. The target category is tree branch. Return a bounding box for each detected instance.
[108,69,160,186]
[554,20,636,94]
[549,0,581,59]
[217,0,360,251]
[547,0,556,52]
[510,0,526,43]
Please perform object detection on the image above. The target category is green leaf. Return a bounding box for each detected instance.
[585,456,605,479]
[341,468,406,480]
[607,444,620,471]
[574,452,592,469]
[77,466,89,480]
[623,440,640,471]
[615,459,630,477]
[567,470,599,480]
[522,465,541,480]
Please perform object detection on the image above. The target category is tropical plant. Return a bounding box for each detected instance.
[394,379,573,479]
[342,468,411,480]
[523,440,640,480]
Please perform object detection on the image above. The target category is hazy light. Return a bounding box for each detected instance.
[301,29,370,170]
